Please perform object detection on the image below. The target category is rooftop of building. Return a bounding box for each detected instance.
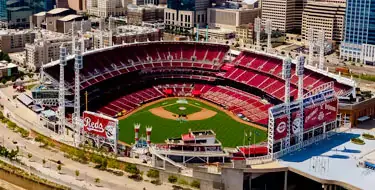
[7,6,31,12]
[280,128,375,190]
[0,61,17,69]
[0,29,36,36]
[58,14,82,22]
[34,11,46,17]
[47,8,70,15]
[98,25,159,37]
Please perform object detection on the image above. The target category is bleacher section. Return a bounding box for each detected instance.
[98,87,165,116]
[200,85,272,125]
[232,51,352,97]
[44,42,229,90]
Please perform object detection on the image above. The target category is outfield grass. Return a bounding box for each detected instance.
[163,103,202,115]
[119,98,267,147]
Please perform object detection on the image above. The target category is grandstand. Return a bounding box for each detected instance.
[41,41,354,127]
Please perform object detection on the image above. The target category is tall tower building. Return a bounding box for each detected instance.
[340,0,375,63]
[261,0,306,33]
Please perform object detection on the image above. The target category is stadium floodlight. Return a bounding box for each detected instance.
[255,17,261,50]
[282,57,292,149]
[318,30,325,70]
[308,28,314,66]
[265,19,272,53]
[58,45,67,135]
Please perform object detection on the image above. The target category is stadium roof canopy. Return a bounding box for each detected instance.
[280,128,375,190]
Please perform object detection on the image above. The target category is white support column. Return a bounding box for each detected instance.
[308,28,314,66]
[296,54,305,145]
[319,30,325,70]
[255,17,261,50]
[58,45,67,135]
[72,21,76,53]
[73,44,83,146]
[282,57,292,149]
[265,19,272,53]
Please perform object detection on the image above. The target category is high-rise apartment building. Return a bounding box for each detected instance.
[87,0,127,17]
[0,29,36,53]
[261,0,305,33]
[340,0,375,63]
[301,1,345,42]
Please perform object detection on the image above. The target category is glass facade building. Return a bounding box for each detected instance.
[167,0,196,11]
[340,0,375,62]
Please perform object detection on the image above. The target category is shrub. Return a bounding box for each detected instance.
[128,174,143,181]
[125,163,140,175]
[168,175,178,183]
[351,138,365,145]
[362,133,375,140]
[190,180,200,189]
[151,179,162,185]
[146,169,159,178]
[178,178,189,186]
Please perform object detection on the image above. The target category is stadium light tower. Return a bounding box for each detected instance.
[265,19,272,53]
[296,54,305,145]
[255,17,261,50]
[282,57,292,149]
[58,45,67,135]
[318,30,325,70]
[196,24,199,42]
[308,28,314,66]
[73,37,84,146]
[71,21,76,53]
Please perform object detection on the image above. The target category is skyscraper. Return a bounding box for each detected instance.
[0,0,6,21]
[340,0,375,62]
[261,0,306,33]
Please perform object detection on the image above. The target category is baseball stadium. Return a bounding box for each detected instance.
[27,40,375,190]
[40,41,353,148]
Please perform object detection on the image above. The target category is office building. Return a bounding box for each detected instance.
[127,4,164,25]
[25,30,92,71]
[340,0,375,63]
[31,8,76,32]
[164,0,211,34]
[68,0,87,11]
[93,25,161,48]
[261,0,305,33]
[236,23,254,44]
[207,3,260,30]
[301,1,345,42]
[0,29,36,53]
[87,0,127,17]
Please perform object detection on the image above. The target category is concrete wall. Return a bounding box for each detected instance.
[221,168,244,190]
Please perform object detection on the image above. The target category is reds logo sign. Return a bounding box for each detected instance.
[84,116,105,133]
[277,121,286,133]
[83,111,118,140]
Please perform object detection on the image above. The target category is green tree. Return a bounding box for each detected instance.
[75,170,80,179]
[1,78,6,84]
[57,164,62,173]
[27,153,32,160]
[8,147,19,160]
[95,178,100,184]
[191,180,200,189]
[168,175,178,183]
[0,52,11,62]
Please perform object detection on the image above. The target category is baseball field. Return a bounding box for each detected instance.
[118,98,267,147]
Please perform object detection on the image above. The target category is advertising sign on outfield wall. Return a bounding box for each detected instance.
[303,99,338,130]
[273,115,288,140]
[83,111,118,140]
